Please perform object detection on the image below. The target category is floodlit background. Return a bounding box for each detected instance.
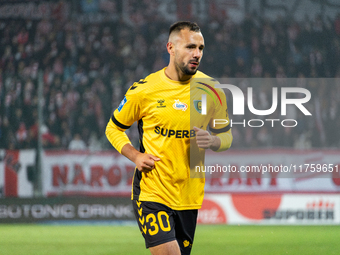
[0,0,340,254]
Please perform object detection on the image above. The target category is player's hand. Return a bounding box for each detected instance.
[135,153,160,173]
[193,126,219,150]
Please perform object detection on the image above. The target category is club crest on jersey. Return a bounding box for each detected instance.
[173,99,188,111]
[118,96,127,112]
[193,100,202,113]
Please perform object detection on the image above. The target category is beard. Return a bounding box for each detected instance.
[183,65,198,75]
[176,61,199,76]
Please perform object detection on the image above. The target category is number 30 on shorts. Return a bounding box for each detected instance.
[146,211,171,235]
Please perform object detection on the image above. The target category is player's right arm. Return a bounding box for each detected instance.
[105,83,160,172]
[120,143,160,172]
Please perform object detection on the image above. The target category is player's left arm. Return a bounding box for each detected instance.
[194,127,232,152]
[194,85,233,152]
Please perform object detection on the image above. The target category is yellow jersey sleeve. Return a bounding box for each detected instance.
[208,86,232,151]
[105,119,131,153]
[208,86,231,133]
[105,81,144,153]
[112,82,143,129]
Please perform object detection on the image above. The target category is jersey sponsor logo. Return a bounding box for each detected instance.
[193,100,202,113]
[173,99,188,111]
[117,96,127,112]
[154,126,196,138]
[157,99,166,108]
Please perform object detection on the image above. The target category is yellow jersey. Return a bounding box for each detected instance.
[108,68,230,210]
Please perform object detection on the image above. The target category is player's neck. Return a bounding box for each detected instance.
[165,65,192,82]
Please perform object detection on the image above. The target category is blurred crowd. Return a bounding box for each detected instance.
[1,1,340,150]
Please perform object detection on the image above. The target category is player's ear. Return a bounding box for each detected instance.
[167,42,175,56]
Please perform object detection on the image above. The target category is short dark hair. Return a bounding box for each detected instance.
[169,21,201,35]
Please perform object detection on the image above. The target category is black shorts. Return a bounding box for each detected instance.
[132,200,198,255]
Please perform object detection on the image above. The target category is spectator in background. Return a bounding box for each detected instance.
[88,132,102,151]
[0,4,340,150]
[68,133,87,150]
[41,124,60,149]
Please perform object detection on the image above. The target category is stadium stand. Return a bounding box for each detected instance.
[0,1,339,150]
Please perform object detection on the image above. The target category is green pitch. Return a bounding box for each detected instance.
[0,224,339,255]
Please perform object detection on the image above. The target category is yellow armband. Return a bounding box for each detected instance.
[215,129,233,152]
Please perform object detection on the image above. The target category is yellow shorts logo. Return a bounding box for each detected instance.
[183,240,191,248]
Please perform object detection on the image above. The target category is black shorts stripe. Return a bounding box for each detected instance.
[111,114,131,129]
[209,124,230,134]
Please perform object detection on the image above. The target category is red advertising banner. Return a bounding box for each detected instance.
[203,149,340,193]
[41,149,340,197]
[198,194,340,225]
[42,151,134,197]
